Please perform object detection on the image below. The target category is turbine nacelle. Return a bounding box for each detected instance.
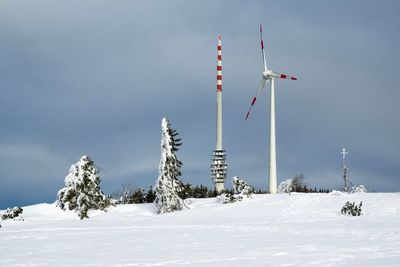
[262,70,274,79]
[263,70,297,81]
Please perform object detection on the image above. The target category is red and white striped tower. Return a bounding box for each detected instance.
[216,35,223,150]
[211,35,227,193]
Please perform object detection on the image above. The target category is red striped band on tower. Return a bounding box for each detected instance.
[217,35,222,92]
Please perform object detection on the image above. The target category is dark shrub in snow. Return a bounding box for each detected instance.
[1,207,24,221]
[341,201,363,216]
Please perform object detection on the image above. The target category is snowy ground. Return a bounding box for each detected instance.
[1,193,400,266]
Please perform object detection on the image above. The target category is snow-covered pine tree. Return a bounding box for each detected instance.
[154,117,186,214]
[56,155,109,219]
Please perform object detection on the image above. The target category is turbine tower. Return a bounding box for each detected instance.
[245,25,297,194]
[211,35,227,193]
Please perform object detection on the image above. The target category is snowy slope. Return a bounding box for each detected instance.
[1,193,399,266]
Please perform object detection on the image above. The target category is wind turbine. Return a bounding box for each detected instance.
[245,24,297,194]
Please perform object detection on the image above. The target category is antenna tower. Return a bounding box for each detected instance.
[341,147,349,192]
[211,35,227,192]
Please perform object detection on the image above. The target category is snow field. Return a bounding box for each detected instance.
[1,193,399,266]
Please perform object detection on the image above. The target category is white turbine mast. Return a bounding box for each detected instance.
[245,24,297,194]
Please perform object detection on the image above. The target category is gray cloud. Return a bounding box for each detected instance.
[1,0,399,208]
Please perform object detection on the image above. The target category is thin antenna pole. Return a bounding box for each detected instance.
[341,147,349,192]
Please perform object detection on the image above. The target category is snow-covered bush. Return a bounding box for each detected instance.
[278,175,312,193]
[56,155,110,219]
[1,207,24,221]
[154,118,186,214]
[341,201,363,216]
[217,177,253,204]
[351,185,367,193]
[278,178,293,193]
[328,185,367,196]
[232,176,254,197]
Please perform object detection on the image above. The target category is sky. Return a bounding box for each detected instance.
[1,0,399,209]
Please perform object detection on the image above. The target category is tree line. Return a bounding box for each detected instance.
[51,117,331,219]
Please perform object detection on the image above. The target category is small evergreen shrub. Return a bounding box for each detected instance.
[1,207,24,221]
[341,201,363,216]
[232,176,254,197]
[217,177,253,204]
[217,190,241,204]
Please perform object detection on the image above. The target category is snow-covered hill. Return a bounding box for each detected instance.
[1,193,400,266]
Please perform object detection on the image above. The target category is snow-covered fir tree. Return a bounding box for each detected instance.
[154,117,186,214]
[56,155,109,219]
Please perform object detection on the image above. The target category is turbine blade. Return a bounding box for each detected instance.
[260,24,268,71]
[272,71,297,81]
[245,78,268,120]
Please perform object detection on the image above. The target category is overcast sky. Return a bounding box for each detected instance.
[1,0,399,209]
